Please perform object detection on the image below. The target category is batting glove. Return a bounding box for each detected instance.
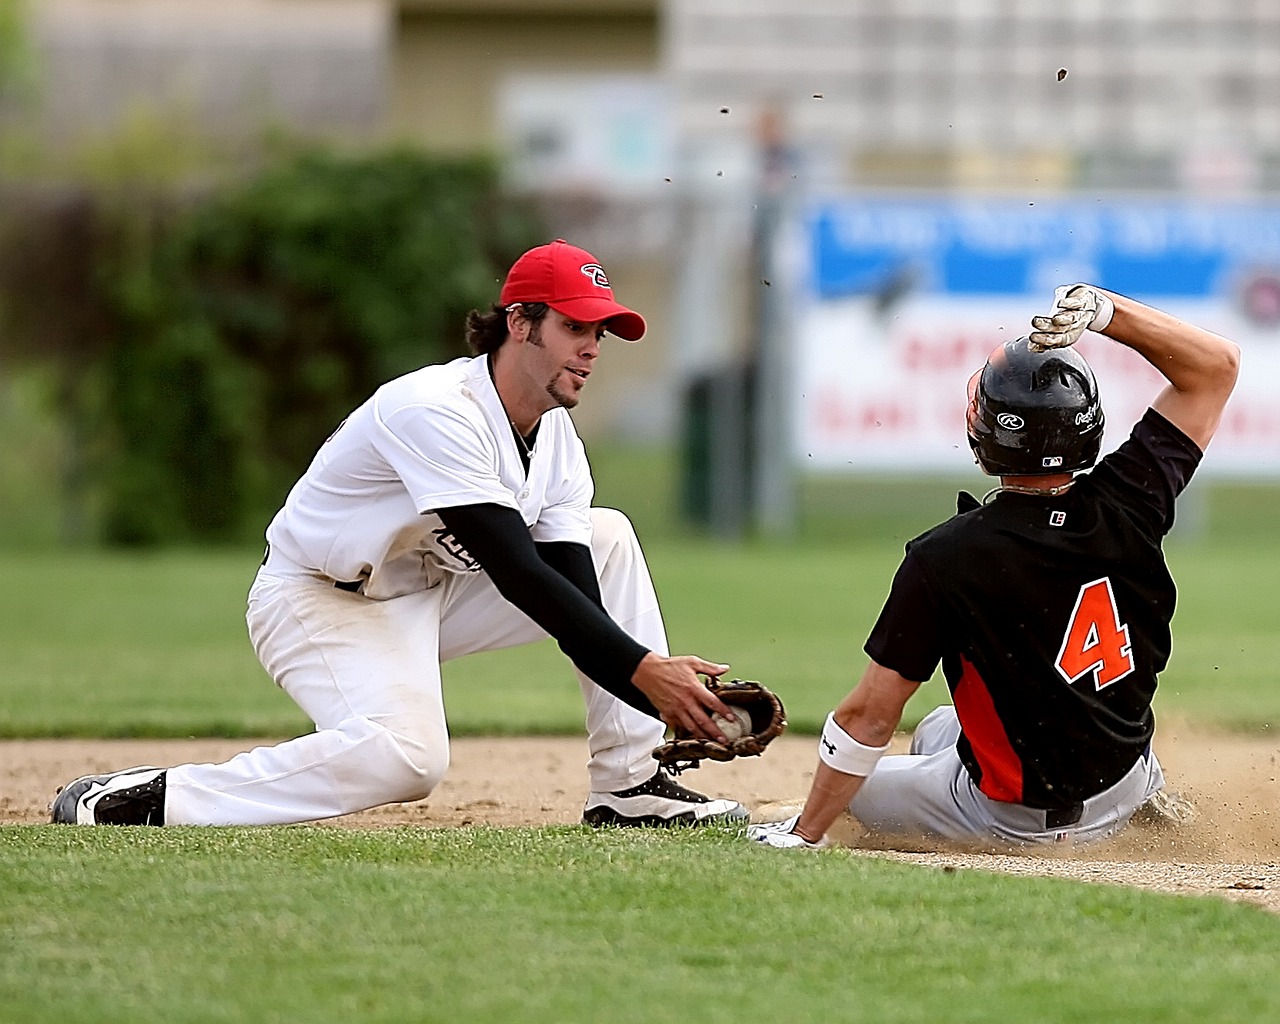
[747,814,830,850]
[1028,284,1115,351]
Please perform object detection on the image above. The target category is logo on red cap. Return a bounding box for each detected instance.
[581,263,610,288]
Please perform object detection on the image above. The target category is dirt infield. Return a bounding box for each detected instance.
[4,717,1277,910]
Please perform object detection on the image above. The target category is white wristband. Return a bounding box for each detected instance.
[1088,290,1115,333]
[818,712,890,777]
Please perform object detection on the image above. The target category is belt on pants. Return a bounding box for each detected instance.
[261,542,365,593]
[1043,802,1085,829]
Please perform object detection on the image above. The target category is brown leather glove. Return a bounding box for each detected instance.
[652,678,787,774]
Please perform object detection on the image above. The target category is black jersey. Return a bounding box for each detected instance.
[865,409,1202,810]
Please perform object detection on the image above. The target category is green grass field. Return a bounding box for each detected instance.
[4,459,1280,1022]
[1,534,1277,738]
[3,825,1280,1024]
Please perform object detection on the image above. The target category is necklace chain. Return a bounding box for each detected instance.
[510,422,534,458]
[983,479,1076,503]
[490,354,536,460]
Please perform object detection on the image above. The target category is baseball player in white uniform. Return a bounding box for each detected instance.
[52,239,749,829]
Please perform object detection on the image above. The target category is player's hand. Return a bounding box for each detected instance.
[747,814,830,850]
[1029,284,1115,351]
[631,653,736,741]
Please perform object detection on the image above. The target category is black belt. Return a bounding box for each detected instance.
[1044,802,1084,829]
[262,543,364,592]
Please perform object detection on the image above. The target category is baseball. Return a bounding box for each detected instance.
[712,706,752,742]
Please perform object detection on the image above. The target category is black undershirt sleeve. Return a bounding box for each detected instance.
[435,502,660,719]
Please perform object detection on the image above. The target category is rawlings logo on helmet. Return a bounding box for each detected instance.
[1075,408,1098,426]
[580,263,610,288]
[997,413,1025,430]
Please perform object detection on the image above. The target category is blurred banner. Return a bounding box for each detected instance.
[793,197,1280,477]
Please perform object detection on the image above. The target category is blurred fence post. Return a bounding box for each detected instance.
[674,186,753,538]
[747,107,797,539]
[675,107,799,540]
[680,365,751,538]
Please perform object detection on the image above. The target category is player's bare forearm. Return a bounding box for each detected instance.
[793,662,917,843]
[1101,290,1238,386]
[1098,290,1240,450]
[631,652,735,741]
[794,762,866,843]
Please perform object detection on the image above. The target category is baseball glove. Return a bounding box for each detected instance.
[652,678,787,774]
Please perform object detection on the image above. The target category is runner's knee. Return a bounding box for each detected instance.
[910,705,962,755]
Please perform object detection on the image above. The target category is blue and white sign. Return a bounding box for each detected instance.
[794,196,1280,475]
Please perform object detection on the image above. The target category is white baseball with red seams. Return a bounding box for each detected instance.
[712,706,752,742]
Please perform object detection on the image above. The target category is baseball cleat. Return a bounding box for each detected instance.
[50,766,168,826]
[1130,788,1197,829]
[747,814,830,850]
[582,769,749,828]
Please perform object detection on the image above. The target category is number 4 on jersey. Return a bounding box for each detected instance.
[1055,577,1135,690]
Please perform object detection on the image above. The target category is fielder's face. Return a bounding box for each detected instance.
[523,311,605,411]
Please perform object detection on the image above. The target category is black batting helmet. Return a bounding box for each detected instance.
[966,337,1104,476]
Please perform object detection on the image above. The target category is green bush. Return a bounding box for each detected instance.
[0,148,543,544]
[106,148,543,543]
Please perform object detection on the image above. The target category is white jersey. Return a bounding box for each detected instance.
[265,355,594,600]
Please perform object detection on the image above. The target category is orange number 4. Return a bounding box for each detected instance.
[1055,577,1135,690]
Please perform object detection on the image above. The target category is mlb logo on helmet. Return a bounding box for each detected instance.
[1042,456,1064,467]
[499,239,646,341]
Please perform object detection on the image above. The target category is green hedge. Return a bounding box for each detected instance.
[0,148,543,544]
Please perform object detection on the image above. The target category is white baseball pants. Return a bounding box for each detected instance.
[164,508,666,825]
[849,705,1165,846]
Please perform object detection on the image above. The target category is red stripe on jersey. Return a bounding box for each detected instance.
[953,655,1023,803]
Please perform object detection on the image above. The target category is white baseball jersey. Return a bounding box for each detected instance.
[265,355,594,600]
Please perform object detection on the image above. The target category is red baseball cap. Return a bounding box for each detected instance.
[499,239,646,341]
